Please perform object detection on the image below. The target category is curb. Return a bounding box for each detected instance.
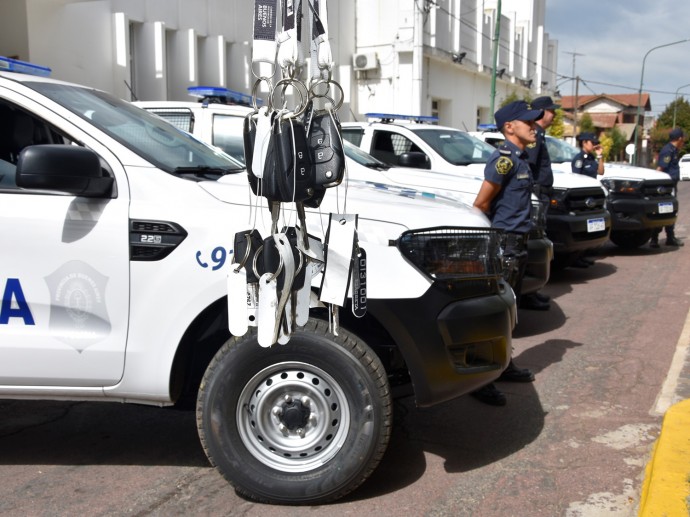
[638,398,690,516]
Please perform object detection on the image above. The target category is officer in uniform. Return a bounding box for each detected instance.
[471,100,543,406]
[571,132,604,179]
[651,127,686,247]
[521,95,561,310]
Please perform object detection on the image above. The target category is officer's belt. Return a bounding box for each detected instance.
[503,232,528,248]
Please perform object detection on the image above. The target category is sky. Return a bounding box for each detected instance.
[544,0,690,118]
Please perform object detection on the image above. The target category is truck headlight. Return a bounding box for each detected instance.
[548,187,569,213]
[396,227,503,280]
[600,178,643,194]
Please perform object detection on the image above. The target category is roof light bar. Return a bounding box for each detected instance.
[187,86,261,107]
[477,123,498,132]
[365,113,439,124]
[0,56,51,77]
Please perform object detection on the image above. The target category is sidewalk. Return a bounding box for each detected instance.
[638,301,690,516]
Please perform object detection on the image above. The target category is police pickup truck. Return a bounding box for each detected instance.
[0,64,515,505]
[545,136,678,249]
[340,116,610,268]
[135,98,551,296]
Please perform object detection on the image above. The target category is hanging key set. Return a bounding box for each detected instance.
[228,0,366,347]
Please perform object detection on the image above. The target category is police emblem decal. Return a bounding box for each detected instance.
[496,157,513,174]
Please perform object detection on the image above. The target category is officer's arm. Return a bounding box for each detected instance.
[571,156,581,174]
[473,180,502,213]
[597,156,605,176]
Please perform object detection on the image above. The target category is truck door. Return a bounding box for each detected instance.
[0,93,130,387]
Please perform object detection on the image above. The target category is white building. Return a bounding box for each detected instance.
[0,0,557,129]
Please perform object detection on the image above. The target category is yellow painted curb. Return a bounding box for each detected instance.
[639,398,690,516]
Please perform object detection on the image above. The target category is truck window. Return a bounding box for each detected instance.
[211,114,246,164]
[0,100,74,190]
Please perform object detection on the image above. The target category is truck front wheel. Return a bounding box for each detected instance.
[610,229,653,249]
[196,318,392,505]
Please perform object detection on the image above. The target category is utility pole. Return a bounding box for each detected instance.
[564,51,584,139]
[489,0,502,118]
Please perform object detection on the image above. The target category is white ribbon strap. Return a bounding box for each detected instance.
[252,0,279,71]
[277,0,304,73]
[308,0,333,80]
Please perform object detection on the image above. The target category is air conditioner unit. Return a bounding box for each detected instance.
[352,52,379,71]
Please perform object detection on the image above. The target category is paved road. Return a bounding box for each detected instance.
[2,183,689,517]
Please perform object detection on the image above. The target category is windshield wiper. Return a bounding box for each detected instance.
[173,166,242,176]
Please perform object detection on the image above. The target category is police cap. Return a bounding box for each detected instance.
[495,100,544,130]
[577,132,599,145]
[669,127,686,140]
[531,96,561,111]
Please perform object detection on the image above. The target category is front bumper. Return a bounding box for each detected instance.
[546,210,611,254]
[524,236,553,294]
[607,196,678,231]
[367,280,515,407]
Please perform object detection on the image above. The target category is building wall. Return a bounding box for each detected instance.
[0,0,556,130]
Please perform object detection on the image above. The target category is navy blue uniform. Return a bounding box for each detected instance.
[652,141,682,244]
[658,142,680,181]
[484,141,533,233]
[525,124,553,204]
[484,140,533,299]
[571,151,600,178]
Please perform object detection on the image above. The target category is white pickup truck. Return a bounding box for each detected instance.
[0,65,516,505]
[545,136,678,249]
[135,100,552,296]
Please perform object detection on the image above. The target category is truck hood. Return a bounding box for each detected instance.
[346,158,485,207]
[200,173,491,242]
[552,169,605,189]
[552,161,671,181]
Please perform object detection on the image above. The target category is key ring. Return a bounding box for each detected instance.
[270,77,309,117]
[252,244,284,283]
[251,78,273,110]
[308,79,344,112]
[233,232,254,272]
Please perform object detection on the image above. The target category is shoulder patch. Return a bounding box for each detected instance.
[496,156,513,174]
[526,142,537,148]
[575,159,583,169]
[663,155,671,163]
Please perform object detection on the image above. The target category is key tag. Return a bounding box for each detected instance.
[320,213,357,308]
[257,272,279,347]
[252,106,273,180]
[227,263,249,336]
[351,246,367,318]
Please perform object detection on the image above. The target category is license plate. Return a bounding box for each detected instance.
[658,202,674,214]
[587,217,605,232]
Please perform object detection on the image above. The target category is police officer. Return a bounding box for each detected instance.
[521,95,561,310]
[651,127,686,247]
[572,132,604,179]
[471,100,543,406]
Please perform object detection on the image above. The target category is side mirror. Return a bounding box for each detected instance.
[16,145,113,197]
[397,151,430,169]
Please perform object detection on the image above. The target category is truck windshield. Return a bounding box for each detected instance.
[411,128,496,165]
[26,82,244,177]
[546,137,580,164]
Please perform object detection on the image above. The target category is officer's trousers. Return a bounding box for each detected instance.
[502,232,529,302]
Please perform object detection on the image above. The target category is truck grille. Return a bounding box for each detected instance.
[641,180,674,197]
[563,187,607,213]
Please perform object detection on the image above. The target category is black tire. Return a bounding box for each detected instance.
[196,318,392,505]
[610,229,653,249]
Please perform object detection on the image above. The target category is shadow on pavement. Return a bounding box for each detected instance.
[350,339,583,502]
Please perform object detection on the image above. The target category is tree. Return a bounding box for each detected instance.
[652,97,690,157]
[547,109,565,139]
[604,126,627,162]
[578,112,595,135]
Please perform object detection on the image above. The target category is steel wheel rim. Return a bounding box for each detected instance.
[236,361,351,472]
